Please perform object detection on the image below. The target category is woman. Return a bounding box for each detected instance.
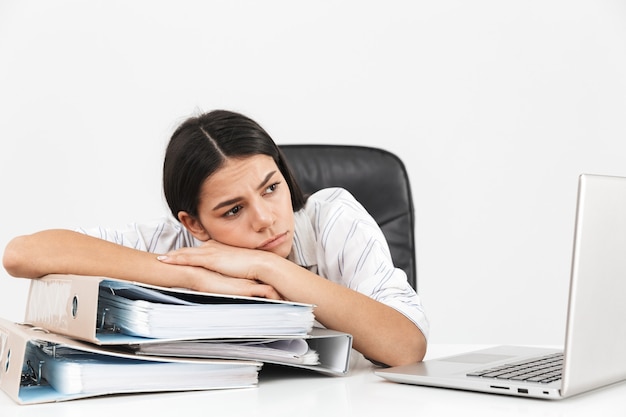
[3,110,428,366]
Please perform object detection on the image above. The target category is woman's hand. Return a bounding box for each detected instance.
[182,266,283,299]
[157,240,268,280]
[157,240,281,299]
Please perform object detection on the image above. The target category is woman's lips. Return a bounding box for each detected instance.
[257,232,288,250]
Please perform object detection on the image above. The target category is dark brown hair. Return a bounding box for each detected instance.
[163,110,306,219]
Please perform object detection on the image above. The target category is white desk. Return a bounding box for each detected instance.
[1,345,625,417]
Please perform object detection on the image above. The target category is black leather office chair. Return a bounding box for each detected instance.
[279,144,417,290]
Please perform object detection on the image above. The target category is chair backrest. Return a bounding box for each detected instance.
[279,144,417,290]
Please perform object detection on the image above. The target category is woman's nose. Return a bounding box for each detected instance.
[250,201,275,231]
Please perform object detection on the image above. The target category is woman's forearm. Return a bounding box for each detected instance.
[256,256,427,366]
[155,242,427,366]
[2,229,193,288]
[3,229,283,299]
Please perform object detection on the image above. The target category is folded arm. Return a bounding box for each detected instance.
[2,229,281,299]
[159,241,427,366]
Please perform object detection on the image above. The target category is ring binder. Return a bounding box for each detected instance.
[24,274,316,344]
[129,327,353,376]
[0,318,262,404]
[2,274,354,405]
[21,359,44,387]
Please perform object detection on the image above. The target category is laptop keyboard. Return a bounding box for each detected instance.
[467,352,563,383]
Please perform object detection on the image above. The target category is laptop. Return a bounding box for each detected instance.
[376,173,626,399]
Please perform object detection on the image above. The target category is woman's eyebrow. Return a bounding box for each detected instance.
[256,170,277,191]
[212,170,277,211]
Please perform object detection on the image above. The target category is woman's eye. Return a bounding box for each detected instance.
[265,182,279,194]
[224,205,242,217]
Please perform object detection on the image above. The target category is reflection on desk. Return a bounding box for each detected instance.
[1,345,625,417]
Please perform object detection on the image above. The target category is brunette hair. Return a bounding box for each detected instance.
[163,110,306,219]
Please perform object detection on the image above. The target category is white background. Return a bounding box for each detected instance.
[1,0,625,345]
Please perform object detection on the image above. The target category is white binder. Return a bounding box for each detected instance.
[24,274,316,344]
[129,326,353,376]
[0,318,261,405]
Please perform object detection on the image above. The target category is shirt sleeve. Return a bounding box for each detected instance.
[75,216,200,254]
[306,188,430,339]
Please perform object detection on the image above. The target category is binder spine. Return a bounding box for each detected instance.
[0,329,7,385]
[25,279,75,332]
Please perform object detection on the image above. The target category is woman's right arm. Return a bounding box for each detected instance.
[3,229,192,285]
[2,229,281,299]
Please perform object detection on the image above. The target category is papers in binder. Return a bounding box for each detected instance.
[128,327,353,376]
[19,275,351,380]
[133,337,319,365]
[24,274,316,344]
[98,280,315,339]
[0,318,261,405]
[28,344,257,395]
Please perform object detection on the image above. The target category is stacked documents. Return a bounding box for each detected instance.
[33,345,258,395]
[131,337,319,365]
[0,274,353,405]
[0,318,261,405]
[96,279,315,339]
[126,326,353,376]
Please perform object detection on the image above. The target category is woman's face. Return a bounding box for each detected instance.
[184,154,295,258]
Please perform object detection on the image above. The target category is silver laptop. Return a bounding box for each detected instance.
[376,173,626,399]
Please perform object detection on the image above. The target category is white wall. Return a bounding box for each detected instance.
[1,0,625,345]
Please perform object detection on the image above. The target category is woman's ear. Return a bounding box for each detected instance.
[178,211,211,241]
